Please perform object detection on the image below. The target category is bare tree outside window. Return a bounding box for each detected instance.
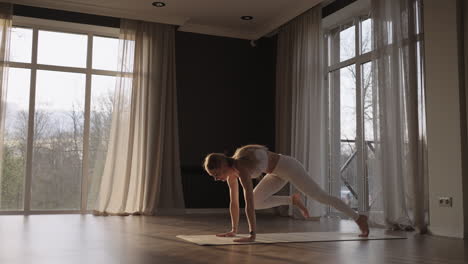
[328,18,375,213]
[0,67,30,210]
[87,75,115,209]
[0,25,119,213]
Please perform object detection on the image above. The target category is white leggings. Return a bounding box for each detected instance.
[253,154,359,220]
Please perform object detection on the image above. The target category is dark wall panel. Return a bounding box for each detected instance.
[175,32,276,208]
[13,4,120,28]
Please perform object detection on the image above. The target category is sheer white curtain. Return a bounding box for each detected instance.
[370,0,428,231]
[0,3,11,191]
[93,19,184,215]
[276,5,327,218]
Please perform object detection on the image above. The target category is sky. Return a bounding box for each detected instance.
[5,27,118,133]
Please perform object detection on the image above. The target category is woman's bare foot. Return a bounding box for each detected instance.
[291,193,310,219]
[356,214,369,237]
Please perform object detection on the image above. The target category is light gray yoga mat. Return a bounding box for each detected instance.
[177,232,406,246]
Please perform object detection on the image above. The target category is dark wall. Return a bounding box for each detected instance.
[13,4,120,27]
[175,32,276,208]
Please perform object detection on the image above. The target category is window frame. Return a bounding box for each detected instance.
[323,0,425,217]
[324,15,373,217]
[0,16,120,215]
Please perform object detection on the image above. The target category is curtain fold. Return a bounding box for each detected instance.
[94,19,184,215]
[370,0,428,231]
[0,3,12,202]
[276,5,327,217]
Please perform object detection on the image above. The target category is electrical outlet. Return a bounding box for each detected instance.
[438,197,453,207]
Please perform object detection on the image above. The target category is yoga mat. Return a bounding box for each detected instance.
[177,231,406,246]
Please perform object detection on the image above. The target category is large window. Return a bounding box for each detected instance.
[0,17,120,213]
[326,17,374,216]
[326,5,424,217]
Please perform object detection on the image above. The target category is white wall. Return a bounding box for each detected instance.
[424,0,466,238]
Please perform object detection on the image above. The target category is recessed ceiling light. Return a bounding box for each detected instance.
[241,16,253,20]
[152,2,166,7]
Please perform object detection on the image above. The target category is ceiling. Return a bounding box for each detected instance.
[6,0,325,39]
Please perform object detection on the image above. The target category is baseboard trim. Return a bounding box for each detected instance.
[427,226,465,239]
[183,208,277,215]
[184,208,230,214]
[0,208,278,216]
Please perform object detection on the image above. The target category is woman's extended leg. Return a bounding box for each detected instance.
[253,174,311,218]
[293,174,360,220]
[285,160,359,219]
[253,174,290,209]
[275,155,369,236]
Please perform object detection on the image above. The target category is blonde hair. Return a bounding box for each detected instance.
[203,145,268,174]
[203,153,234,174]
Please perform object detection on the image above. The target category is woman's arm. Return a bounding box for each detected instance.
[216,175,239,237]
[228,175,240,233]
[236,170,256,242]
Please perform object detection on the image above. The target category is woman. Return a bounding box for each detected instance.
[203,144,369,243]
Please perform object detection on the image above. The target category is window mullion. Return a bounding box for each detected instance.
[328,26,342,208]
[35,64,87,74]
[355,18,368,213]
[81,33,93,213]
[23,28,38,214]
[328,57,357,73]
[323,31,333,216]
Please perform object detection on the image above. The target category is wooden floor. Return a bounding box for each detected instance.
[0,213,466,264]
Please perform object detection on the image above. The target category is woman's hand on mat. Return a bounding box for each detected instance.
[233,235,255,243]
[216,230,237,237]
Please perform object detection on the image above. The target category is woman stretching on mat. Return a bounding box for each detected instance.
[203,144,369,243]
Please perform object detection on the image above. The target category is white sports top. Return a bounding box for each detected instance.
[248,148,269,178]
